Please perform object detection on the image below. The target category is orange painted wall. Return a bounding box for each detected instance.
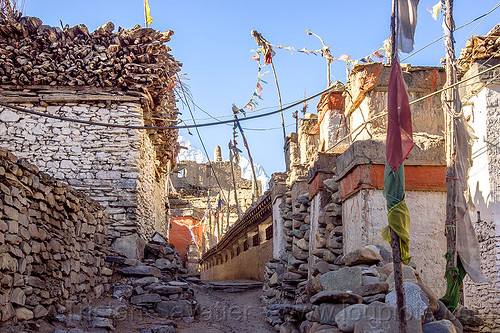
[170,216,203,261]
[339,164,446,200]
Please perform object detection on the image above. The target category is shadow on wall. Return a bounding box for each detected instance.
[463,181,500,329]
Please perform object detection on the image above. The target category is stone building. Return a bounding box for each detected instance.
[170,147,263,252]
[336,63,448,294]
[0,15,181,259]
[457,25,500,329]
[194,54,492,330]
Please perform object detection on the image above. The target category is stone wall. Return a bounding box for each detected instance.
[198,192,273,280]
[0,148,110,323]
[0,15,182,258]
[137,128,168,240]
[171,159,260,250]
[460,71,500,330]
[172,159,258,210]
[0,96,170,257]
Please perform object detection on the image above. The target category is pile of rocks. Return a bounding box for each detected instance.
[107,244,199,325]
[262,258,286,305]
[276,188,297,303]
[0,148,111,324]
[37,242,197,332]
[454,305,484,332]
[300,246,470,333]
[287,191,311,301]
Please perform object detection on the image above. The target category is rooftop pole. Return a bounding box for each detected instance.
[443,0,458,278]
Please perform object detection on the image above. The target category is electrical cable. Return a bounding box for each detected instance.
[176,75,229,205]
[324,62,500,153]
[400,1,500,62]
[2,62,500,133]
[0,84,335,130]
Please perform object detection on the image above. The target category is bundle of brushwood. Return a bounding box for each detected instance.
[0,12,183,171]
[458,23,500,74]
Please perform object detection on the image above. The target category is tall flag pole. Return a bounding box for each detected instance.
[439,0,487,311]
[228,140,243,217]
[251,30,287,145]
[382,0,418,331]
[232,105,261,201]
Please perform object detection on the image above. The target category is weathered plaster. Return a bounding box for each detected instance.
[342,189,447,294]
[273,196,285,259]
[462,84,500,329]
[201,239,273,281]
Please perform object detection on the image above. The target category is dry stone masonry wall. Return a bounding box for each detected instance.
[0,148,111,324]
[0,14,181,168]
[0,100,168,251]
[0,13,182,253]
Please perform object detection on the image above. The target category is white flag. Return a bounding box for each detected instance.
[397,0,419,53]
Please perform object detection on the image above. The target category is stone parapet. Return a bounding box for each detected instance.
[335,139,445,181]
[345,63,446,143]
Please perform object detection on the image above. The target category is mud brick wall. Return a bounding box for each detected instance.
[0,148,110,323]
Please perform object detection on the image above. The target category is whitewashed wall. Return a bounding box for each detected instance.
[463,85,500,329]
[342,189,447,294]
[0,101,169,255]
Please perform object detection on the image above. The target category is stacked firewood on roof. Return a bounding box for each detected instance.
[458,23,500,74]
[0,12,183,171]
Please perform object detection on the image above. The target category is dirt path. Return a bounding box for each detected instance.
[176,282,274,333]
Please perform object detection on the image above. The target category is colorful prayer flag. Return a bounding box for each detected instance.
[386,59,414,171]
[427,2,442,21]
[144,0,153,25]
[381,58,414,265]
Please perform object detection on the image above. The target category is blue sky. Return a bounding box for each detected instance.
[25,1,500,176]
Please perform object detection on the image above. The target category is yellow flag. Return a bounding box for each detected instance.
[144,0,153,26]
[431,2,441,21]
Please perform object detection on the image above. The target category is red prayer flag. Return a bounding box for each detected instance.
[386,59,414,171]
[264,49,273,64]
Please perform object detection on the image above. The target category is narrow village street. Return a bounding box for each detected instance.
[0,0,499,332]
[177,281,273,333]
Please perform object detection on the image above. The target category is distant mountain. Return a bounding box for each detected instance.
[238,155,270,191]
[177,135,206,163]
[177,136,270,190]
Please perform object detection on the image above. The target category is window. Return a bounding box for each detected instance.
[266,225,273,240]
[253,234,260,246]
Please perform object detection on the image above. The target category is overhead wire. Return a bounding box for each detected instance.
[332,4,500,152]
[187,98,299,132]
[324,62,500,153]
[175,74,229,205]
[0,84,336,130]
[400,1,500,62]
[2,61,498,152]
[2,4,500,133]
[2,61,500,134]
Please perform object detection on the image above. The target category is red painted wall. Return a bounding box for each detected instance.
[170,216,202,261]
